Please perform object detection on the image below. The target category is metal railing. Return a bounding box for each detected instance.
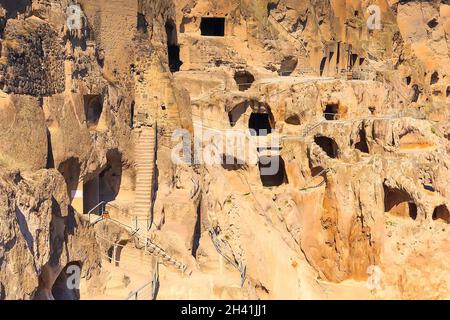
[126,260,159,300]
[87,210,189,275]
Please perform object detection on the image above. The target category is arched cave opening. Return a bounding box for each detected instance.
[405,76,411,86]
[57,157,81,201]
[314,136,339,158]
[258,156,288,187]
[324,104,339,120]
[249,113,273,136]
[430,71,439,85]
[427,18,438,29]
[51,262,82,300]
[166,20,182,72]
[234,70,255,91]
[355,128,369,153]
[350,53,358,70]
[432,205,449,224]
[383,186,417,220]
[83,94,103,129]
[200,17,225,37]
[113,240,129,267]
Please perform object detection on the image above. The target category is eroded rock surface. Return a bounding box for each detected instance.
[0,0,448,300]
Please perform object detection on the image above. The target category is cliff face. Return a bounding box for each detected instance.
[0,170,102,299]
[0,0,448,300]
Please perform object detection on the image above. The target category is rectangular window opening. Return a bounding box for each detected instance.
[200,17,225,37]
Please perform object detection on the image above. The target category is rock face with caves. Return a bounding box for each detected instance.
[0,0,449,300]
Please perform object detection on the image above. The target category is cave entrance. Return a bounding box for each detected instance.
[319,57,327,76]
[314,136,339,158]
[324,104,339,120]
[258,156,288,187]
[51,262,82,300]
[83,150,122,214]
[384,186,417,220]
[355,128,369,153]
[99,150,122,203]
[350,53,358,70]
[166,20,182,72]
[84,95,103,130]
[83,176,99,214]
[432,205,449,224]
[137,13,148,33]
[200,17,225,36]
[234,70,255,91]
[249,113,273,136]
[57,157,81,202]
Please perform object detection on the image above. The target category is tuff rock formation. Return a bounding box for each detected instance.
[0,0,448,300]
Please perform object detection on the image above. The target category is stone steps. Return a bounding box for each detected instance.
[134,126,156,220]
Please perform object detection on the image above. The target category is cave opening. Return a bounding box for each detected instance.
[258,156,288,187]
[137,13,148,33]
[384,186,417,220]
[83,176,99,214]
[355,128,369,153]
[46,129,55,169]
[58,157,81,202]
[286,114,301,125]
[324,104,339,120]
[99,149,123,203]
[314,136,339,158]
[405,76,411,86]
[350,53,358,70]
[51,262,82,300]
[83,94,103,129]
[430,71,439,85]
[432,205,449,224]
[200,17,225,37]
[192,204,201,258]
[319,57,327,76]
[83,150,122,214]
[234,70,255,91]
[249,113,273,136]
[427,18,438,29]
[130,101,135,128]
[166,20,182,72]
